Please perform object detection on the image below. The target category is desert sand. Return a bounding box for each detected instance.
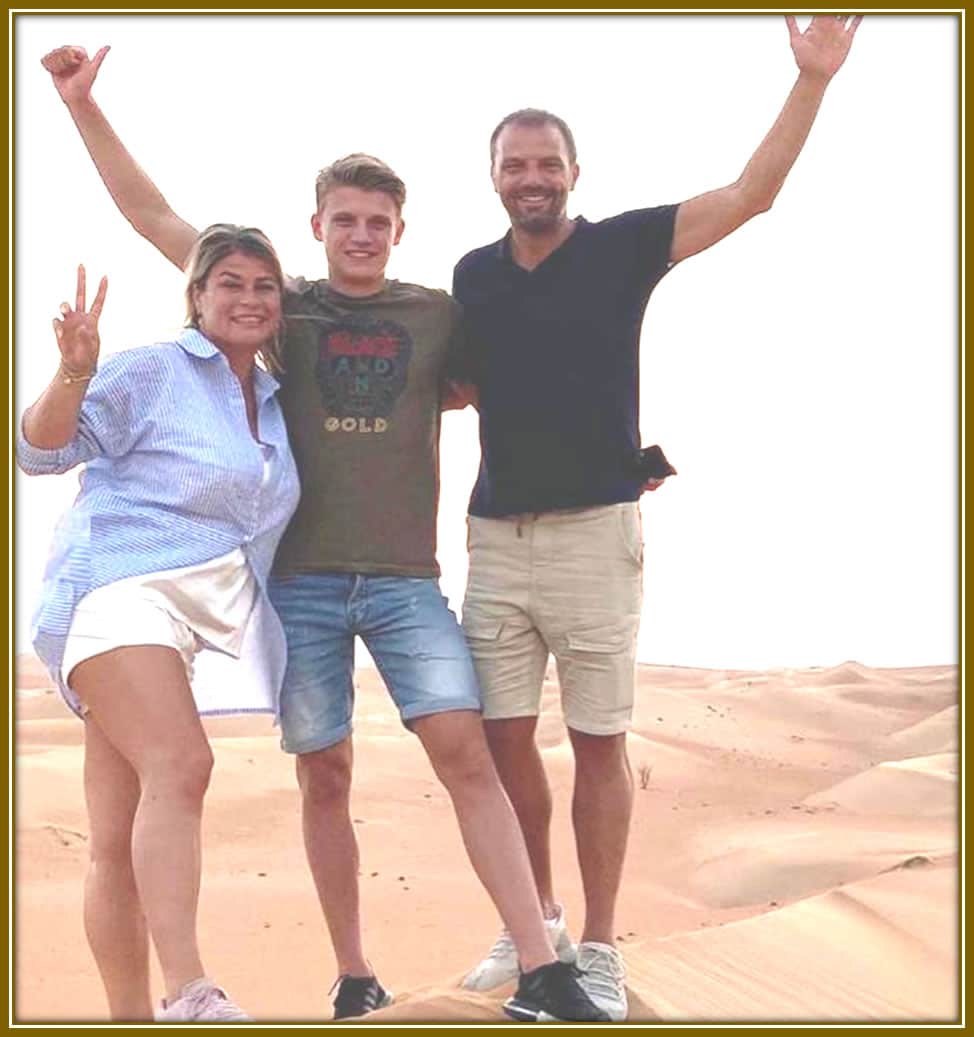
[14,654,959,1024]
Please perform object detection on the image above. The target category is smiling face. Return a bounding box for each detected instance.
[311,185,404,297]
[192,251,282,360]
[491,121,579,234]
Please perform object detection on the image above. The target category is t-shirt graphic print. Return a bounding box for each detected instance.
[273,277,462,578]
[315,315,413,432]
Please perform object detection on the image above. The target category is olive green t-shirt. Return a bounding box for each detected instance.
[273,277,464,578]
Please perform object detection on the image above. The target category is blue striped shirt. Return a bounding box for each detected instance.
[16,329,301,706]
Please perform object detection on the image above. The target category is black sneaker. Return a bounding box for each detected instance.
[332,974,392,1019]
[503,961,611,1023]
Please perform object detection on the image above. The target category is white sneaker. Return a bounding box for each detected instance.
[576,942,628,1021]
[462,905,576,992]
[156,977,252,1022]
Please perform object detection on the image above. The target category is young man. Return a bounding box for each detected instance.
[40,46,608,1024]
[453,16,862,1021]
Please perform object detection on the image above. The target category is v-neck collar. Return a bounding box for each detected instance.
[499,216,587,276]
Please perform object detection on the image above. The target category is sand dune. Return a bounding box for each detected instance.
[13,659,958,1023]
[882,705,959,759]
[622,862,956,1021]
[687,821,953,907]
[804,753,958,817]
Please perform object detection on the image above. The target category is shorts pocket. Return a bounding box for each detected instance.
[462,615,504,643]
[466,515,492,554]
[618,505,644,567]
[565,625,629,654]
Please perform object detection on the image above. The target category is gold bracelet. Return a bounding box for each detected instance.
[58,363,96,385]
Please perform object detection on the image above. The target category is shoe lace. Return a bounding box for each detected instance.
[485,929,517,961]
[332,975,382,1015]
[186,983,246,1021]
[533,961,608,1020]
[579,949,625,1001]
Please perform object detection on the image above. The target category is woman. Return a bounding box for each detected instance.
[17,224,300,1022]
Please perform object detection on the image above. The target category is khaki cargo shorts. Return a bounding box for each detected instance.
[462,502,643,736]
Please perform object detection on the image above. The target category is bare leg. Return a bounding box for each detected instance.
[483,716,559,918]
[414,710,554,972]
[296,739,370,978]
[567,729,632,946]
[81,717,152,1021]
[71,646,214,1003]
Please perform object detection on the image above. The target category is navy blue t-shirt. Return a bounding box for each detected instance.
[453,206,678,517]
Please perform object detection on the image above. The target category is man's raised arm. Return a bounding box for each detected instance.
[670,15,862,265]
[42,45,199,270]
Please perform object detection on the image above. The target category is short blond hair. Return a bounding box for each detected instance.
[315,153,406,214]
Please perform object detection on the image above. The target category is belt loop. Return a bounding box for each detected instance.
[516,517,523,538]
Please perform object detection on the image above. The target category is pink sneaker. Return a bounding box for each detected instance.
[156,977,252,1022]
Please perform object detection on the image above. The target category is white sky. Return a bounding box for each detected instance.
[11,12,960,670]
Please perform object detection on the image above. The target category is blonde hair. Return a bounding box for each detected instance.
[185,223,286,375]
[314,154,406,214]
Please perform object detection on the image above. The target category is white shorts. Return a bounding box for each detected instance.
[62,587,202,690]
[62,549,256,698]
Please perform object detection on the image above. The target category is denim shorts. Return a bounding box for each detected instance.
[269,572,482,754]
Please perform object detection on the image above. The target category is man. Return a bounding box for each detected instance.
[453,15,861,1021]
[40,46,609,1024]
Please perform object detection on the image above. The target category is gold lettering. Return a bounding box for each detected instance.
[323,416,390,433]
